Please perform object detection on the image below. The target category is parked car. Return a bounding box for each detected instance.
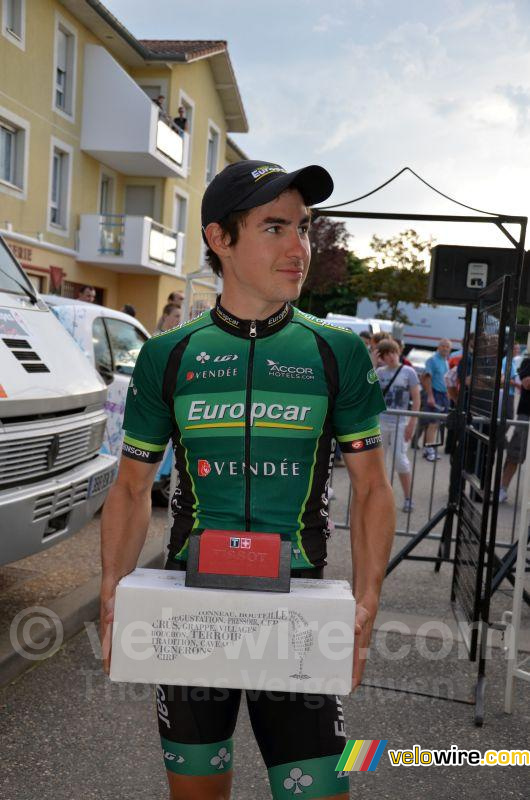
[0,238,117,565]
[43,296,171,504]
[407,348,435,377]
[325,313,404,340]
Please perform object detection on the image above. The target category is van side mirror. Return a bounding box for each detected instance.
[97,363,114,385]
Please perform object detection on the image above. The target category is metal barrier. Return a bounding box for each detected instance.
[331,408,528,554]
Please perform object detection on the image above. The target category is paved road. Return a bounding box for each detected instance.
[1,603,527,799]
[1,450,528,798]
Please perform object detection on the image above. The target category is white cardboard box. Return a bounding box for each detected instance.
[110,568,355,695]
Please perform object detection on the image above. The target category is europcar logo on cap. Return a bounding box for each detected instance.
[251,165,287,182]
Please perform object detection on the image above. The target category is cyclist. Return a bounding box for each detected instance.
[100,159,395,800]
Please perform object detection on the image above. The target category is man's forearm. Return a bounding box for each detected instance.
[100,482,152,596]
[421,374,433,396]
[350,480,395,613]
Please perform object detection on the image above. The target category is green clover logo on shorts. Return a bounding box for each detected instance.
[367,368,378,384]
[283,767,314,794]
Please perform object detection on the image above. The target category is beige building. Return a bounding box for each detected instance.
[0,0,248,329]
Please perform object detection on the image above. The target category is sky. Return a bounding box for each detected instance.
[104,0,530,257]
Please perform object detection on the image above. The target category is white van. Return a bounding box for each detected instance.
[0,237,117,565]
[356,299,468,350]
[42,296,149,460]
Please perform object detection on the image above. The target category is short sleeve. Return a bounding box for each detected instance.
[332,336,386,453]
[122,341,173,463]
[406,367,420,388]
[424,356,434,376]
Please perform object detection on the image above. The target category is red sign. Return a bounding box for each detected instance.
[198,530,281,578]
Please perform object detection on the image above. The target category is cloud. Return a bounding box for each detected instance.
[496,84,530,131]
[312,14,345,33]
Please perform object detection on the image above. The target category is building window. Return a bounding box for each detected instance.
[2,0,25,48]
[0,112,27,192]
[0,123,15,184]
[179,91,194,169]
[175,193,187,238]
[54,18,76,117]
[205,124,220,185]
[99,173,115,215]
[174,191,188,271]
[48,140,72,233]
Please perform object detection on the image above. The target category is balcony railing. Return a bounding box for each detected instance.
[79,214,184,276]
[81,45,189,178]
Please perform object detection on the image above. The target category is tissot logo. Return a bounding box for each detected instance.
[186,367,238,382]
[266,359,314,380]
[196,460,301,477]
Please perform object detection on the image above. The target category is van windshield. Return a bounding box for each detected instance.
[0,238,36,297]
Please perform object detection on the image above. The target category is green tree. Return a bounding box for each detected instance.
[298,217,369,317]
[350,229,433,322]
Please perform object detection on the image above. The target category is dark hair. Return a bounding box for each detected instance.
[205,209,251,277]
[359,330,371,339]
[79,285,95,294]
[122,304,136,317]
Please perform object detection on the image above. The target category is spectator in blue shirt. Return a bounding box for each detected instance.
[420,338,451,461]
[501,343,520,421]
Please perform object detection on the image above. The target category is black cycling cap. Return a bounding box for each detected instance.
[201,160,334,234]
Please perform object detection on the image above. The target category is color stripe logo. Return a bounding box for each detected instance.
[336,740,388,772]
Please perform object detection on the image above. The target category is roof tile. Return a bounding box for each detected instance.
[140,39,227,60]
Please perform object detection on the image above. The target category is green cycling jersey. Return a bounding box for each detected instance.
[122,299,385,569]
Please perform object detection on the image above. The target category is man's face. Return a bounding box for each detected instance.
[438,340,451,358]
[219,189,311,306]
[79,288,96,302]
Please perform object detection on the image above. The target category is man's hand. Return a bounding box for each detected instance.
[344,448,395,693]
[99,457,160,675]
[403,419,415,443]
[100,588,116,675]
[352,603,375,690]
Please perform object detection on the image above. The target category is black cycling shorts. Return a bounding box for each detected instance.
[156,561,350,799]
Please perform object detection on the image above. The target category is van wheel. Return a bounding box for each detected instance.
[152,478,171,507]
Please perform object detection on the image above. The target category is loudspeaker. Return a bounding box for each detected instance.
[428,245,530,305]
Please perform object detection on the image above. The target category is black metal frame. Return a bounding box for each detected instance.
[315,203,527,725]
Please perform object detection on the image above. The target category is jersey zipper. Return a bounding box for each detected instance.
[245,321,257,529]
